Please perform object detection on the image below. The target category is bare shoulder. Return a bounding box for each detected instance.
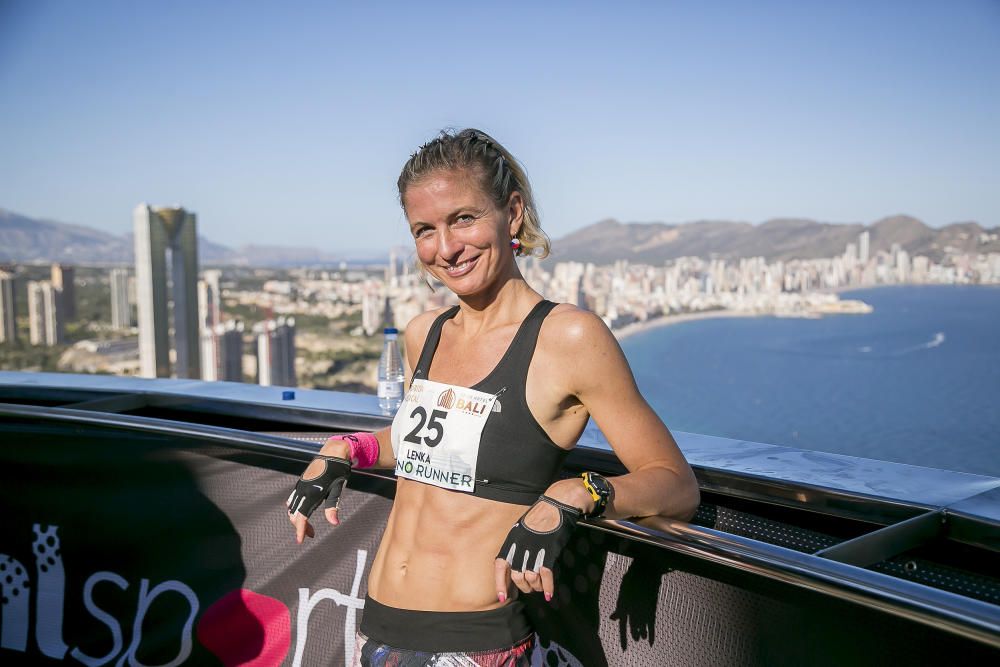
[537,303,633,396]
[541,303,619,351]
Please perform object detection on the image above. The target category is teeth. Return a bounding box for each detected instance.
[448,261,471,272]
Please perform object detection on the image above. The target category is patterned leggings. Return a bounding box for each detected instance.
[352,630,533,667]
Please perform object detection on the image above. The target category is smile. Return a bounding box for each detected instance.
[443,257,478,277]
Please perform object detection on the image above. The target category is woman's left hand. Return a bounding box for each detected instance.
[494,479,593,602]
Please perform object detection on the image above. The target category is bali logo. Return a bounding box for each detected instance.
[437,388,456,409]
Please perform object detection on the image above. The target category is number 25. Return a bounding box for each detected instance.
[404,407,448,447]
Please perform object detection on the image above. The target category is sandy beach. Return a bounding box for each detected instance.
[612,309,762,342]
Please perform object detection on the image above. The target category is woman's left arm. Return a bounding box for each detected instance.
[497,309,701,601]
[546,310,700,521]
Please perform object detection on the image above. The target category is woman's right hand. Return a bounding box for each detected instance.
[287,437,353,543]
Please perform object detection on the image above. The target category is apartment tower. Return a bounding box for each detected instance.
[27,280,63,346]
[255,316,296,387]
[133,204,201,378]
[0,271,16,343]
[50,264,76,320]
[201,320,244,382]
[110,268,132,330]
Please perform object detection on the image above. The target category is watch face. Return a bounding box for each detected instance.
[589,473,610,497]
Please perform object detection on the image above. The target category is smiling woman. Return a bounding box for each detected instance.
[285,128,700,666]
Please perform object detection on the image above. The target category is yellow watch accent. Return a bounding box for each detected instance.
[581,472,602,502]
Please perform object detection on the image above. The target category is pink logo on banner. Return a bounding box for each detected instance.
[197,589,291,666]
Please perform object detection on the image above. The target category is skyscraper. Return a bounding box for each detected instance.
[201,320,244,382]
[27,280,63,346]
[0,271,16,343]
[110,268,132,330]
[255,316,296,387]
[51,264,76,320]
[198,269,222,330]
[134,204,201,379]
[859,231,871,265]
[361,282,384,337]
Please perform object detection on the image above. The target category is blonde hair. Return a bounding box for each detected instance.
[397,128,550,258]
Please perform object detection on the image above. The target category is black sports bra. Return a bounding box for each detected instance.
[412,300,570,505]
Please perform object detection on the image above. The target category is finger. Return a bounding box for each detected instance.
[540,567,555,602]
[494,559,511,602]
[510,570,532,594]
[294,515,307,544]
[325,506,340,526]
[522,569,543,593]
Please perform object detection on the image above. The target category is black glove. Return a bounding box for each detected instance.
[287,455,352,519]
[498,495,581,573]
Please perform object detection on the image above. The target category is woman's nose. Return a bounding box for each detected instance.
[437,228,463,260]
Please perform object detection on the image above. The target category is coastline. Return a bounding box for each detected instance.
[613,309,762,342]
[612,283,997,342]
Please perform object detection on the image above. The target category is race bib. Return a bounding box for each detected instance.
[391,379,497,493]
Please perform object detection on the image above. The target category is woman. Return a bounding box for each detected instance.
[287,129,700,665]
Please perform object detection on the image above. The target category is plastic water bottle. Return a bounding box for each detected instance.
[378,327,404,415]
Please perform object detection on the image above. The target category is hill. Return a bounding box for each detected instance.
[549,215,1000,264]
[0,209,343,266]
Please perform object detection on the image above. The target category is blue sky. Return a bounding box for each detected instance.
[1,1,998,254]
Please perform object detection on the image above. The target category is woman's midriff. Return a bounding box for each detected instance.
[367,477,527,611]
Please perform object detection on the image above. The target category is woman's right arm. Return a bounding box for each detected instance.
[287,308,441,542]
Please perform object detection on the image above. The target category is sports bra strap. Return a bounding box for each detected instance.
[413,306,460,380]
[412,301,557,385]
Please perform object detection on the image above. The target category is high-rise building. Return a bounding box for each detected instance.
[110,268,132,330]
[134,204,201,379]
[362,282,384,336]
[27,280,63,346]
[859,231,871,265]
[198,269,222,330]
[255,316,296,387]
[0,271,16,343]
[201,320,244,382]
[51,264,76,320]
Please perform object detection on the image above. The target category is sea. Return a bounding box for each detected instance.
[619,285,1000,478]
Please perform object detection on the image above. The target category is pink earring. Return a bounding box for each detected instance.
[510,237,522,255]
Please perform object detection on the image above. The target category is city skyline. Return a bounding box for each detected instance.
[1,2,997,252]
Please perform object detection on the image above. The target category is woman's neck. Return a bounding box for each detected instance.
[454,275,541,333]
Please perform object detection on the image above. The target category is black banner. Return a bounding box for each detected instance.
[1,418,991,666]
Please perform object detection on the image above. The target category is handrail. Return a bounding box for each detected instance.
[1,401,997,648]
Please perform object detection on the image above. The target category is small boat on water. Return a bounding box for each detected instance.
[0,371,997,666]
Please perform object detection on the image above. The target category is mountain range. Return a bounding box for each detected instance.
[548,216,1000,265]
[2,208,997,267]
[0,209,345,266]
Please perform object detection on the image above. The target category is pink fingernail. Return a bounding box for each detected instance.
[498,592,506,603]
[545,593,552,602]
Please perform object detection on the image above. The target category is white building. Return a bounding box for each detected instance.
[110,268,132,330]
[0,271,16,343]
[201,320,244,382]
[255,316,296,387]
[27,280,63,346]
[198,269,223,331]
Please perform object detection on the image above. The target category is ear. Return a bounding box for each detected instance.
[507,191,524,239]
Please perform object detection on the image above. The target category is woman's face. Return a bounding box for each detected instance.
[403,169,522,297]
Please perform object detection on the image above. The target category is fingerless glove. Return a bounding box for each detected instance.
[498,495,581,573]
[286,455,352,519]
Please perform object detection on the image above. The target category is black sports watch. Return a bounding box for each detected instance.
[580,471,613,518]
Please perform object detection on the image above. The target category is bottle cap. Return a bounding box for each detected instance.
[282,390,295,400]
[384,327,398,335]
